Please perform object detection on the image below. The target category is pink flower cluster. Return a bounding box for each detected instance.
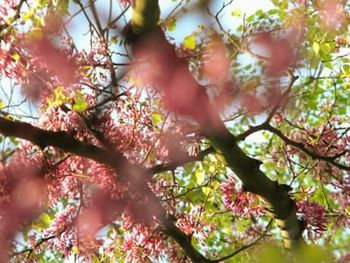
[0,0,18,24]
[176,205,212,240]
[297,200,327,239]
[0,33,26,82]
[221,176,265,217]
[122,223,167,262]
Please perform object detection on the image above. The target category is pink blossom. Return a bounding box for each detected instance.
[122,224,166,262]
[297,201,327,239]
[252,32,296,76]
[319,0,347,31]
[25,37,79,86]
[221,177,265,217]
[339,254,350,263]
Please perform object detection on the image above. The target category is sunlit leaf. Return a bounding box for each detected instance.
[152,112,164,126]
[73,97,88,112]
[166,17,177,31]
[312,42,320,54]
[231,8,242,17]
[184,34,196,50]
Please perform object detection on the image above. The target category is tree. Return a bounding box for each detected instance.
[0,0,350,262]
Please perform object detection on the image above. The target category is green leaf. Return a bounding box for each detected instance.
[184,34,196,50]
[152,112,164,126]
[72,246,79,255]
[312,42,320,54]
[34,0,47,8]
[25,28,43,40]
[22,9,35,21]
[231,8,241,17]
[195,169,205,185]
[57,0,69,14]
[321,43,331,54]
[73,97,88,112]
[34,212,51,230]
[166,17,177,31]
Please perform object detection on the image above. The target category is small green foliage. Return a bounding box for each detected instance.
[33,213,51,230]
[165,17,177,31]
[151,112,164,126]
[73,97,88,112]
[183,34,196,50]
[312,42,320,54]
[231,8,242,17]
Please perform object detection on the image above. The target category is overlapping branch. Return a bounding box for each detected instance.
[124,0,305,252]
[0,117,211,262]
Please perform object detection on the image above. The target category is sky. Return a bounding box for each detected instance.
[162,0,274,41]
[0,0,275,150]
[67,0,274,49]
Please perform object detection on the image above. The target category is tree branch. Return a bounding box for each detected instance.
[124,0,305,250]
[212,219,273,263]
[0,117,211,262]
[266,124,350,171]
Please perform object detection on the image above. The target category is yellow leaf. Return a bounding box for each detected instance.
[110,36,118,44]
[184,34,196,50]
[208,165,216,173]
[166,17,177,31]
[195,169,205,185]
[11,52,20,62]
[72,245,79,255]
[312,42,320,54]
[151,112,164,126]
[25,28,43,40]
[73,97,88,112]
[22,10,35,21]
[202,186,211,195]
[231,8,242,17]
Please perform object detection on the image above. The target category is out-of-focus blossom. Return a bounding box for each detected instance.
[25,37,79,86]
[252,32,296,76]
[319,0,347,31]
[201,35,229,83]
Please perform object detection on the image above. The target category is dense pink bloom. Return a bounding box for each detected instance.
[0,0,18,23]
[221,176,265,217]
[176,206,212,240]
[122,224,167,262]
[297,201,327,239]
[0,34,26,82]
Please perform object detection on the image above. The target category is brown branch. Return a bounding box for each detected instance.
[125,0,304,248]
[148,146,214,174]
[12,188,84,259]
[212,219,273,263]
[89,0,104,35]
[0,117,211,262]
[266,124,350,171]
[12,234,58,257]
[105,5,130,31]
